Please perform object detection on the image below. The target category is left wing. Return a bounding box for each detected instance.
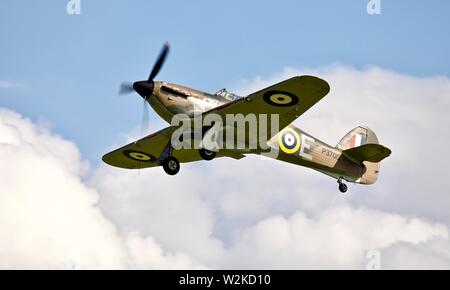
[102,126,243,169]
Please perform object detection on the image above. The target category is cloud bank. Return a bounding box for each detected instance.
[0,108,205,269]
[1,65,450,269]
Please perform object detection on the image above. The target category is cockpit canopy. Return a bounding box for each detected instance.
[214,88,241,101]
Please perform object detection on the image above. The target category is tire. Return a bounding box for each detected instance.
[339,183,348,193]
[199,148,216,161]
[162,157,180,175]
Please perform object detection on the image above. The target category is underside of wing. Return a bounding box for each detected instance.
[102,127,175,169]
[205,76,330,142]
[208,76,329,126]
[102,126,244,169]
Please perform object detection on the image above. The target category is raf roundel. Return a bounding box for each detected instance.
[123,150,155,162]
[263,90,299,107]
[278,129,301,154]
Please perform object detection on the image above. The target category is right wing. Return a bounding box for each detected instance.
[102,126,176,169]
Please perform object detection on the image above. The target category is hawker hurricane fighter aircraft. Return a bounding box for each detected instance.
[103,43,391,193]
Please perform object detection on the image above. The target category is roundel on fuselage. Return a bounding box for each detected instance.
[278,129,301,154]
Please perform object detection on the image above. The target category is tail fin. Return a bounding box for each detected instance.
[336,126,391,185]
[336,126,378,150]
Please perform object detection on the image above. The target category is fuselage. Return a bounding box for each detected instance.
[143,81,376,184]
[148,81,229,122]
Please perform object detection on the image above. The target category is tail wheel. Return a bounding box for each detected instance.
[162,157,180,175]
[199,148,216,161]
[338,183,348,193]
[337,177,348,193]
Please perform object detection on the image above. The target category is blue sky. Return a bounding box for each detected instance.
[1,0,449,163]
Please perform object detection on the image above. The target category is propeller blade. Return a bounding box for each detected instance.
[148,42,170,82]
[140,97,150,135]
[116,42,171,139]
[119,82,134,95]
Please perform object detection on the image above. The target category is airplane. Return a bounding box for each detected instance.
[103,43,392,193]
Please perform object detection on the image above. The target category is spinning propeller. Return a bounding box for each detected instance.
[118,42,170,133]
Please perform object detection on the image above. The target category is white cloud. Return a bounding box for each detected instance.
[221,207,449,269]
[90,166,225,266]
[0,108,205,269]
[92,158,450,269]
[234,65,450,224]
[126,233,209,270]
[1,65,450,269]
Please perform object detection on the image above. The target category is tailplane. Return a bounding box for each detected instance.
[336,126,391,184]
[342,143,391,164]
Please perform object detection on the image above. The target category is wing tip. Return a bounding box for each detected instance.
[101,153,118,167]
[102,152,131,169]
[298,75,331,95]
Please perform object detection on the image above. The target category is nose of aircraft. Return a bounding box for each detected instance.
[133,81,154,98]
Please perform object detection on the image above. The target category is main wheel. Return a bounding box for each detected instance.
[162,157,180,175]
[338,183,348,193]
[199,148,216,161]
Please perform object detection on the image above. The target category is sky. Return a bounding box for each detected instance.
[1,1,450,269]
[1,0,450,163]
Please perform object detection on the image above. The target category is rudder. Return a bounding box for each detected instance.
[336,126,379,150]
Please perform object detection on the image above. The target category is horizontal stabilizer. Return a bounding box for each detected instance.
[342,143,391,164]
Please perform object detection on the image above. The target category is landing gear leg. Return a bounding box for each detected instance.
[159,141,180,176]
[337,177,348,193]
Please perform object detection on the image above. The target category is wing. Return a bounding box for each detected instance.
[102,126,244,169]
[205,75,330,139]
[102,126,174,169]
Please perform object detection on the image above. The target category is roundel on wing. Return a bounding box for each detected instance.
[263,90,299,107]
[123,150,156,162]
[278,129,301,154]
